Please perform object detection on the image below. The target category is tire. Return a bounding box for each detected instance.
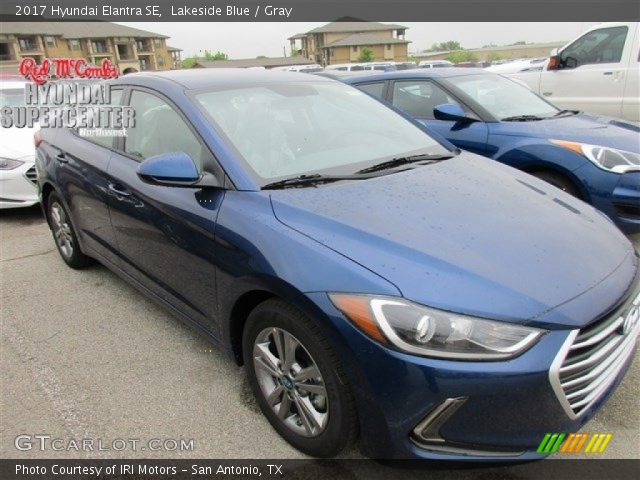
[46,192,92,269]
[531,170,582,199]
[243,299,357,457]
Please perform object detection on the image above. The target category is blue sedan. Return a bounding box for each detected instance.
[36,70,639,461]
[343,69,640,233]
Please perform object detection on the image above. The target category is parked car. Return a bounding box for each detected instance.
[0,79,39,209]
[37,70,639,461]
[271,64,324,73]
[325,62,396,72]
[345,69,640,233]
[485,57,546,74]
[509,22,639,121]
[418,60,454,69]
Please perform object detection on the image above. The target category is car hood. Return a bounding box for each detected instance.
[270,154,636,328]
[489,114,640,152]
[0,124,37,160]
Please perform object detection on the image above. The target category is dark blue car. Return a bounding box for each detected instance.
[343,69,640,233]
[36,69,639,461]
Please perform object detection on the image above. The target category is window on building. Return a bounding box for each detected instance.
[91,40,108,54]
[68,39,81,51]
[18,37,38,52]
[392,80,460,119]
[44,36,56,48]
[156,55,165,66]
[125,90,204,168]
[352,46,358,52]
[386,44,391,51]
[0,43,13,61]
[154,38,162,48]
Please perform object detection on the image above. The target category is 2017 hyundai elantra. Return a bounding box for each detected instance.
[35,69,639,461]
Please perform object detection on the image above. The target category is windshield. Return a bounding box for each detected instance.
[193,81,448,185]
[445,74,558,120]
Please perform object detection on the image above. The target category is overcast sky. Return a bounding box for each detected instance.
[120,22,600,58]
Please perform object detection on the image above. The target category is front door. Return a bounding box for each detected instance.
[107,88,225,333]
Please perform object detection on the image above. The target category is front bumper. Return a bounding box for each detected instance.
[307,291,639,461]
[0,159,39,209]
[574,163,640,234]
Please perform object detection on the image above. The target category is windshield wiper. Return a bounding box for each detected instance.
[355,153,456,174]
[262,174,366,190]
[553,109,580,117]
[501,114,545,122]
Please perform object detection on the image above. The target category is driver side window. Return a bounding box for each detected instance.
[391,81,460,119]
[561,26,628,68]
[125,90,204,170]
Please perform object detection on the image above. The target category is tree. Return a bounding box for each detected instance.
[487,52,503,62]
[358,47,374,62]
[181,57,198,68]
[423,40,463,53]
[445,50,478,64]
[290,48,300,58]
[256,55,267,59]
[203,50,228,61]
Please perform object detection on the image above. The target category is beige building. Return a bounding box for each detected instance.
[0,22,178,74]
[289,22,410,66]
[414,42,566,63]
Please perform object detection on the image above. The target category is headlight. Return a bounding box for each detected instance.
[0,158,25,170]
[551,140,640,174]
[330,294,545,360]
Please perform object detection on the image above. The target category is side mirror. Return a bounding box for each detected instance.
[137,152,220,188]
[547,55,561,70]
[433,103,473,122]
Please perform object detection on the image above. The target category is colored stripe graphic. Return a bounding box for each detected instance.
[537,433,566,453]
[540,433,613,455]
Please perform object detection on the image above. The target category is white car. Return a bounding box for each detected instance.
[509,22,639,121]
[485,58,546,74]
[0,80,39,209]
[272,64,323,73]
[418,60,454,69]
[325,62,395,72]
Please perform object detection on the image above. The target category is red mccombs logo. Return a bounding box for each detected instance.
[19,57,119,85]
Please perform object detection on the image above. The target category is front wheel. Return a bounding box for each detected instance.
[243,299,357,457]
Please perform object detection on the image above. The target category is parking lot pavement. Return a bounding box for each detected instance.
[1,206,639,463]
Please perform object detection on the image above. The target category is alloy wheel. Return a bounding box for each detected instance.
[253,327,329,437]
[50,202,74,259]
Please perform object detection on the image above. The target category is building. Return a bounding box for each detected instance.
[167,46,183,70]
[193,56,315,69]
[414,42,566,63]
[288,21,410,66]
[0,22,178,74]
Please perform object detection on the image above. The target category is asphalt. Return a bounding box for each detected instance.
[1,205,638,466]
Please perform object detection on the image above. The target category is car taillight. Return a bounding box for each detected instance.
[34,130,42,148]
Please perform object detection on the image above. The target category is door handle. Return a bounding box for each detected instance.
[108,183,132,197]
[603,71,614,75]
[55,153,68,163]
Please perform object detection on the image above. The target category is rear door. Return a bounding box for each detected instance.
[107,87,226,333]
[540,24,633,117]
[387,79,490,156]
[48,88,123,265]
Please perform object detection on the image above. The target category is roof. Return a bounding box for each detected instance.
[414,42,565,58]
[306,21,407,34]
[111,68,335,91]
[195,57,314,69]
[167,46,182,52]
[0,22,168,39]
[287,33,307,40]
[324,33,410,48]
[342,68,487,83]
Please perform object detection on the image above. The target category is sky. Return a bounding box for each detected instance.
[120,22,600,59]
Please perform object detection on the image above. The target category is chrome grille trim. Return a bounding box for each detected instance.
[549,291,640,419]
